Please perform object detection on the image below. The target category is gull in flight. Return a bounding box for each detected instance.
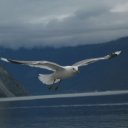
[0,51,121,90]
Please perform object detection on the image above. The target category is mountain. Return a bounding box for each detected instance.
[0,65,28,97]
[0,37,128,95]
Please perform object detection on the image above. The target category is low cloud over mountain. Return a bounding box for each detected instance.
[0,0,128,48]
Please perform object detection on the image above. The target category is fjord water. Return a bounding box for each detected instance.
[0,94,128,128]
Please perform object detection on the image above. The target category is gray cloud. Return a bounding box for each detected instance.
[0,0,128,49]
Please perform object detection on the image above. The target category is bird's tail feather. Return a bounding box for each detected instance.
[38,74,54,85]
[38,73,61,85]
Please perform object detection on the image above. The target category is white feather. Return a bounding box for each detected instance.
[0,50,121,86]
[1,57,9,62]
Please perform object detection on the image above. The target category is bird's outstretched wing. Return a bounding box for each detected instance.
[0,58,64,71]
[73,51,121,67]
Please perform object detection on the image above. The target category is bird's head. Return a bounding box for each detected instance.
[72,66,79,74]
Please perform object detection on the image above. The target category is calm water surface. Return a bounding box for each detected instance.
[0,95,128,128]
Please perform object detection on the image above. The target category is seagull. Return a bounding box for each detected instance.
[0,51,121,89]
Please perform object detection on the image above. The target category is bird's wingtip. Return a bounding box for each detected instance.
[114,51,122,55]
[107,50,122,60]
[0,57,9,62]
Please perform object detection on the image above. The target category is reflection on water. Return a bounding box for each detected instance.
[0,103,11,128]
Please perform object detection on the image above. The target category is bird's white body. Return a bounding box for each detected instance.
[54,66,78,79]
[0,51,121,89]
[38,66,78,85]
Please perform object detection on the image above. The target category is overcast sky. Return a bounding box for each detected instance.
[0,0,128,49]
